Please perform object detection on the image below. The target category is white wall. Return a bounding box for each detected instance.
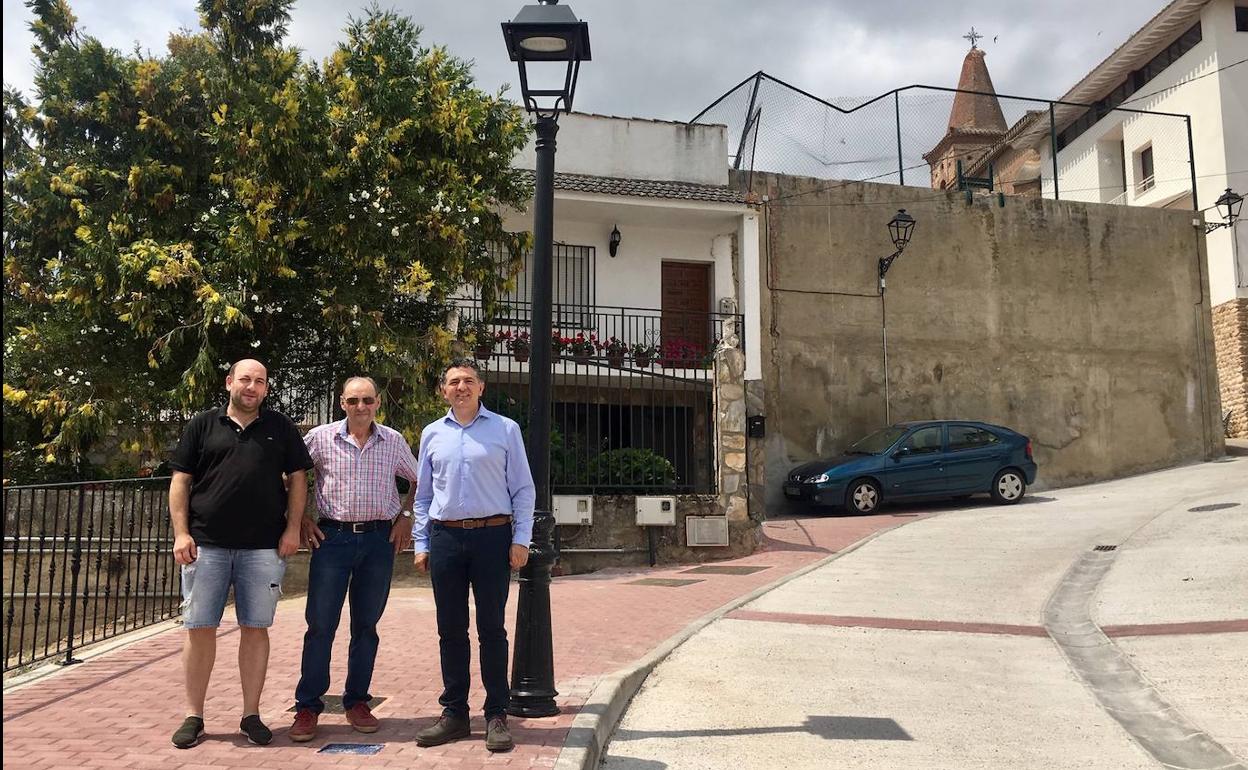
[512,113,730,186]
[501,204,740,313]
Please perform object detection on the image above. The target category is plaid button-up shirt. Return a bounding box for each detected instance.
[304,419,420,522]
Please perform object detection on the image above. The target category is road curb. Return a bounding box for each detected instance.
[552,515,928,770]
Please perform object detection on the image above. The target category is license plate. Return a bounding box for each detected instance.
[784,484,800,496]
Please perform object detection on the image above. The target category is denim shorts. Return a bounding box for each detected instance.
[180,546,287,629]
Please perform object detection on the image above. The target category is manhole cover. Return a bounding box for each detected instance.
[289,695,387,714]
[680,565,771,575]
[627,578,704,587]
[1188,502,1240,512]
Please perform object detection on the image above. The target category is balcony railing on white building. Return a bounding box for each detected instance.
[1135,174,1156,196]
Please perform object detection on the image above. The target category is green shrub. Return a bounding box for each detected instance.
[587,448,676,492]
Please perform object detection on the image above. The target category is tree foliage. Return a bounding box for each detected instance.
[3,0,531,480]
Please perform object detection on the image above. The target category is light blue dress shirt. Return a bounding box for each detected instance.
[412,404,536,554]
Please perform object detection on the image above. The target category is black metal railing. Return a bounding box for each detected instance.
[3,478,179,673]
[457,300,745,495]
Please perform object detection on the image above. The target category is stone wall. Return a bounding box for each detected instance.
[746,173,1224,510]
[1213,297,1248,438]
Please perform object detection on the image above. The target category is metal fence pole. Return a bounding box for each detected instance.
[60,482,87,666]
[895,91,905,186]
[1049,103,1060,200]
[1185,116,1199,210]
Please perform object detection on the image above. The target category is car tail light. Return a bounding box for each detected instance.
[1025,440,1033,460]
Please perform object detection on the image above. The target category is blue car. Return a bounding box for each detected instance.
[783,420,1038,514]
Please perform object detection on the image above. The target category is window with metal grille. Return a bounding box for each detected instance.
[487,242,597,327]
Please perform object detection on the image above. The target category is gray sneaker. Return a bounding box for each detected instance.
[171,716,205,749]
[485,716,514,752]
[415,714,471,747]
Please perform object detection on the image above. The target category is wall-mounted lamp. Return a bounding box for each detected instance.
[1205,188,1243,234]
[608,224,621,257]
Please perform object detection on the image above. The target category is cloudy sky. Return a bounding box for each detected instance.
[3,0,1172,120]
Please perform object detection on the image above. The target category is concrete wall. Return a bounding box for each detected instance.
[512,112,730,186]
[747,172,1224,510]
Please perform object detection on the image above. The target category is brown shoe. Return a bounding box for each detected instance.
[485,716,514,752]
[345,702,379,733]
[289,708,318,742]
[415,714,471,747]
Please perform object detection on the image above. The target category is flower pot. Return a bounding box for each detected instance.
[512,350,530,363]
[606,352,625,368]
[571,352,592,364]
[474,345,494,361]
[635,355,652,369]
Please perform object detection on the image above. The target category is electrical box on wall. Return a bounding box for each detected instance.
[635,496,676,526]
[686,516,729,547]
[552,495,593,526]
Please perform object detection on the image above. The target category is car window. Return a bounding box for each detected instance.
[901,427,943,455]
[848,426,908,454]
[948,426,1001,451]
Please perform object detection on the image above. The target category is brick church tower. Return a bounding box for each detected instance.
[923,42,1008,190]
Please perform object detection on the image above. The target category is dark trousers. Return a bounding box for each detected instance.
[294,524,395,713]
[429,521,512,719]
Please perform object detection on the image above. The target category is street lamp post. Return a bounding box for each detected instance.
[500,0,591,719]
[877,209,917,424]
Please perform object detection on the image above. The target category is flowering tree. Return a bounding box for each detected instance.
[3,0,531,479]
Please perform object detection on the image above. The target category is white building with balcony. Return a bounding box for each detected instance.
[1038,0,1248,435]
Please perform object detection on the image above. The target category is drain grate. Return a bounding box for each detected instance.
[1188,502,1240,512]
[1093,545,1118,552]
[319,744,384,755]
[627,578,705,587]
[680,565,771,575]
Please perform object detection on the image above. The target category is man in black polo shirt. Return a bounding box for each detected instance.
[167,358,314,749]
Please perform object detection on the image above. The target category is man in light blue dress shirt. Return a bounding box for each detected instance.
[412,359,535,753]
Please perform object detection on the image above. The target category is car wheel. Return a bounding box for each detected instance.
[846,479,881,514]
[991,468,1026,505]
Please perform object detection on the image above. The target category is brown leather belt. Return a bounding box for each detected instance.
[435,515,512,530]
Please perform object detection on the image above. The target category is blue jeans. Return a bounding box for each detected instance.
[294,525,395,713]
[181,546,286,629]
[429,522,513,720]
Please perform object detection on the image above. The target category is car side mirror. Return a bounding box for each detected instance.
[892,447,910,461]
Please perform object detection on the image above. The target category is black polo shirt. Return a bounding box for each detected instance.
[170,406,314,549]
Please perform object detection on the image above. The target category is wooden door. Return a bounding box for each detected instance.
[660,262,711,366]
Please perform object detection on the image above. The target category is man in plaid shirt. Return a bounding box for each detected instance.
[287,376,419,742]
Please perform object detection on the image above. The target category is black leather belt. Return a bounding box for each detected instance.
[318,518,392,533]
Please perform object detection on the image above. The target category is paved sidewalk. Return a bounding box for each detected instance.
[2,511,915,770]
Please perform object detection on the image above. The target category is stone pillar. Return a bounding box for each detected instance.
[714,347,750,526]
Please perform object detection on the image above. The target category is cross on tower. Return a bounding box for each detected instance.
[963,27,983,49]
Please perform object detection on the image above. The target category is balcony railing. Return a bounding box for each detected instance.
[456,300,745,494]
[1135,174,1156,196]
[1108,189,1128,205]
[3,478,179,673]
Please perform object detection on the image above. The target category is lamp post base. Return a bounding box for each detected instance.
[508,510,560,718]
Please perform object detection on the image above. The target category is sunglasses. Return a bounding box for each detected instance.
[343,397,377,406]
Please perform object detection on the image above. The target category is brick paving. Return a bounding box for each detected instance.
[2,512,912,770]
